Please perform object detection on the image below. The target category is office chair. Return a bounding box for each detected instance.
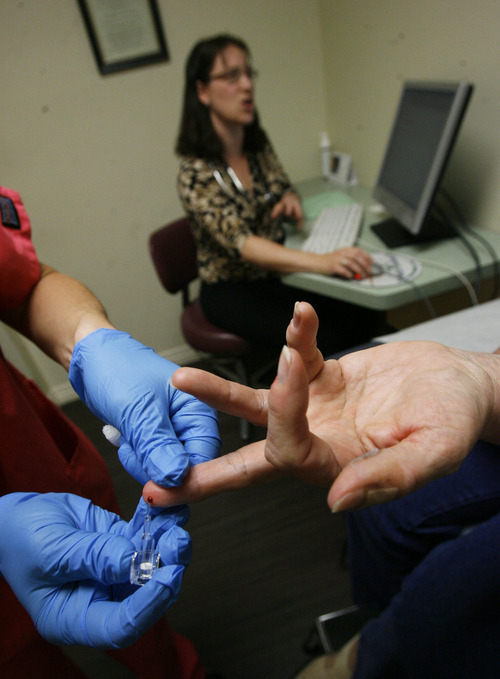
[149,217,260,439]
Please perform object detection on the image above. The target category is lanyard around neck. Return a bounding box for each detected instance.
[209,161,277,206]
[210,163,246,196]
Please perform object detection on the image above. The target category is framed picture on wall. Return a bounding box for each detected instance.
[78,0,169,75]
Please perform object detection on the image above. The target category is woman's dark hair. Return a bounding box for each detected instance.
[175,34,269,160]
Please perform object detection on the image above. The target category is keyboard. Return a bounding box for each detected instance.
[301,203,363,253]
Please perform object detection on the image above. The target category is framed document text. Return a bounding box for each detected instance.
[78,0,169,75]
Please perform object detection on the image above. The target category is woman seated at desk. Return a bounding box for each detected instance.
[175,34,387,355]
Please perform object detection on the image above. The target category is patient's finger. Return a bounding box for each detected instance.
[171,368,269,426]
[264,345,310,468]
[144,442,280,507]
[265,346,341,486]
[286,302,323,380]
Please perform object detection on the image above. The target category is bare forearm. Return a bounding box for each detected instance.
[7,264,114,371]
[240,235,329,274]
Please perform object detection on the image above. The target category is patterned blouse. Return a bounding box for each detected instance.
[177,144,297,283]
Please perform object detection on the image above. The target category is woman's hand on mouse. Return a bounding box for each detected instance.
[318,246,373,279]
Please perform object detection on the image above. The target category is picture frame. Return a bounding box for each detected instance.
[78,0,169,75]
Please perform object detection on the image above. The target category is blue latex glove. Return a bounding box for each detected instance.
[0,492,191,648]
[69,329,220,485]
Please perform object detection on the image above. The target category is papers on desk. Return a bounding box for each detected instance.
[375,298,500,352]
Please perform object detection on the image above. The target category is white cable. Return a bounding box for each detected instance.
[413,255,479,306]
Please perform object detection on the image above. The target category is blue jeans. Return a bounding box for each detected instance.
[347,440,500,679]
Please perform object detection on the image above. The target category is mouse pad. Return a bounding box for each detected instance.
[354,252,422,287]
[302,191,356,220]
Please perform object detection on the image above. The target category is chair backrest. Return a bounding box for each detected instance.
[149,217,198,296]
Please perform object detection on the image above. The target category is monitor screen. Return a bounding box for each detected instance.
[372,80,473,248]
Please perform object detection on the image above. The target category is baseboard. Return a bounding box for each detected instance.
[48,343,204,406]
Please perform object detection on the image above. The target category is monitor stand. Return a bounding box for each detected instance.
[371,217,457,249]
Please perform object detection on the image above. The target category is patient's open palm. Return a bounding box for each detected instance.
[144,303,498,511]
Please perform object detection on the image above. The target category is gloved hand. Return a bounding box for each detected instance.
[0,492,191,649]
[69,329,221,485]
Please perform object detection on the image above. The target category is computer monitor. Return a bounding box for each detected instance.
[371,80,473,248]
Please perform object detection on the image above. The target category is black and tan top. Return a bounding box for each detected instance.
[177,144,296,283]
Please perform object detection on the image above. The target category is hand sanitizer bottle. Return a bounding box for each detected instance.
[319,131,331,179]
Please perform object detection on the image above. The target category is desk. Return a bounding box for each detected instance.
[283,178,500,311]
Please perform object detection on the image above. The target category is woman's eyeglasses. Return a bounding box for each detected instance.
[209,67,259,84]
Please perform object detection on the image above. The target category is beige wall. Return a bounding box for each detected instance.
[0,0,327,400]
[318,0,500,229]
[2,0,500,401]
